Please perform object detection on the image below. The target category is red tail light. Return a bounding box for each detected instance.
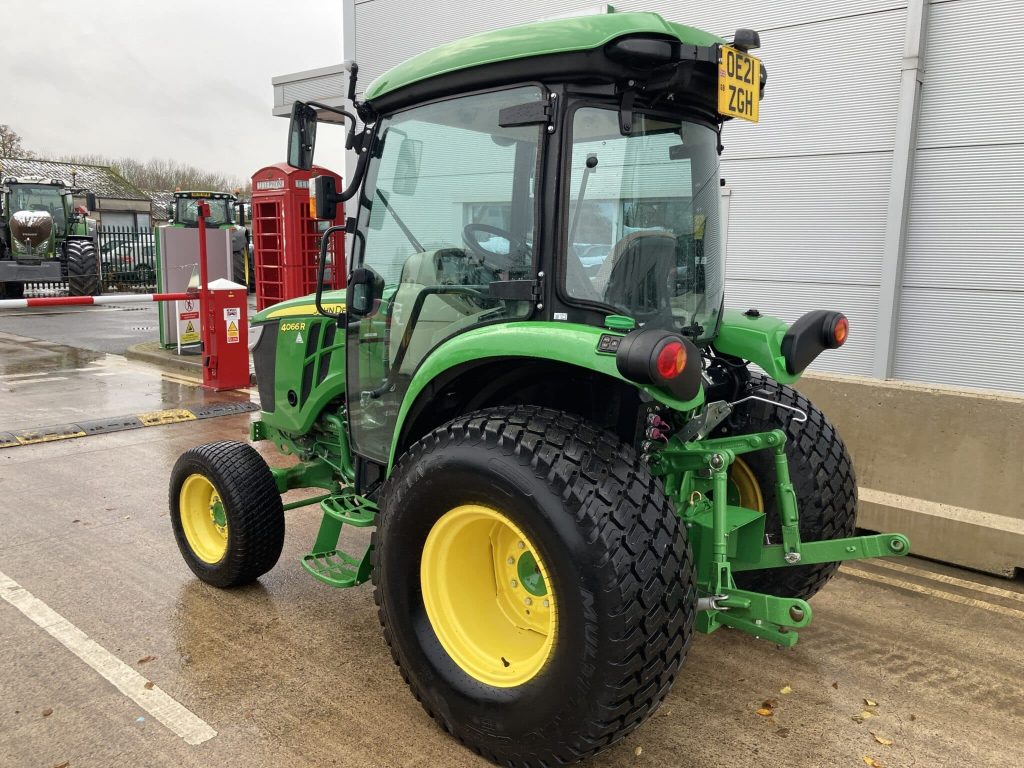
[833,316,849,346]
[656,341,687,378]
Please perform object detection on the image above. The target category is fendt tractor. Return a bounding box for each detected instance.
[165,190,252,288]
[0,175,100,299]
[170,12,910,765]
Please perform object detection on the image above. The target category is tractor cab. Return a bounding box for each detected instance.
[167,190,241,228]
[283,12,769,464]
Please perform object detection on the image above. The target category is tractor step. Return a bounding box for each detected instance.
[320,492,378,527]
[301,546,373,588]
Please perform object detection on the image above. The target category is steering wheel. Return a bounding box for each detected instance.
[461,223,528,271]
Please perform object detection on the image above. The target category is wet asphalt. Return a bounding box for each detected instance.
[0,319,1022,768]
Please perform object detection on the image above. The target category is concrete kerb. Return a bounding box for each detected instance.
[126,340,257,385]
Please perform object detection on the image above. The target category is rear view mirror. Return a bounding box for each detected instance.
[166,202,174,221]
[393,137,423,196]
[347,266,385,317]
[288,101,318,170]
[85,191,97,211]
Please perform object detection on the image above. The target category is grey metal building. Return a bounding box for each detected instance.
[274,0,1023,395]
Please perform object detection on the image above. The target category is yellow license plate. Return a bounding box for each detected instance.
[718,45,761,122]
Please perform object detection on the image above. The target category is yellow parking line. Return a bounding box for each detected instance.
[137,409,197,426]
[842,565,1024,621]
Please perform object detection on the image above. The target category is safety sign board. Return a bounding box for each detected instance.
[176,299,201,346]
[224,307,241,344]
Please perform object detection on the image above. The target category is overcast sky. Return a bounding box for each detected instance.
[3,0,349,182]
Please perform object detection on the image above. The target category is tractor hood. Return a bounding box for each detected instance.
[253,290,347,324]
[10,210,54,249]
[364,12,725,115]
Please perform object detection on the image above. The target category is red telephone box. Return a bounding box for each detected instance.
[250,163,346,311]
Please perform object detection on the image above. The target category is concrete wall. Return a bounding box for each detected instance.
[797,372,1024,577]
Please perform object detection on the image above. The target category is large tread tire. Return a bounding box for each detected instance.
[717,373,857,600]
[0,281,25,300]
[169,440,284,588]
[66,239,101,296]
[374,405,695,767]
[231,247,250,292]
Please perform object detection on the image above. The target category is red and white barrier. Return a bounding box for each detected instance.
[0,292,194,311]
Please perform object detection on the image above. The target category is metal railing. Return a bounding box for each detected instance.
[21,225,157,296]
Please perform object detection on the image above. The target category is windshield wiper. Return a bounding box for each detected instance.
[375,188,424,253]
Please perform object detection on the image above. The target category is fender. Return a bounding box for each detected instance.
[387,321,706,470]
[712,309,799,385]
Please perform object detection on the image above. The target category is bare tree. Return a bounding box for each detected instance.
[0,125,33,158]
[55,152,247,195]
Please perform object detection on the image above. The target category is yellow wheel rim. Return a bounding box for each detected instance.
[728,457,765,512]
[420,504,556,688]
[179,474,229,564]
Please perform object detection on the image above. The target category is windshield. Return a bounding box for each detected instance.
[175,198,231,226]
[7,184,67,235]
[564,107,723,339]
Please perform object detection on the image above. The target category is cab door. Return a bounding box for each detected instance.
[345,86,544,464]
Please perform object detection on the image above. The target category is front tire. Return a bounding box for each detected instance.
[66,240,100,296]
[717,374,857,600]
[374,406,695,766]
[169,441,284,588]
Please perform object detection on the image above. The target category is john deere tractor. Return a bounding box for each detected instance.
[170,13,910,765]
[0,175,100,298]
[164,190,251,288]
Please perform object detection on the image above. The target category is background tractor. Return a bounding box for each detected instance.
[164,190,251,288]
[169,12,910,766]
[0,175,100,298]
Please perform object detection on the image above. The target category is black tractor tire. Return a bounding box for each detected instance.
[66,239,101,296]
[232,248,252,292]
[716,373,857,601]
[0,281,25,300]
[169,441,285,588]
[374,405,695,767]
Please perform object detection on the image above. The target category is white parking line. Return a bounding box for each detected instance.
[7,376,69,385]
[0,570,217,746]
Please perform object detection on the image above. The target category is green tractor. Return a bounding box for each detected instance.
[0,175,100,298]
[164,190,251,288]
[170,13,910,765]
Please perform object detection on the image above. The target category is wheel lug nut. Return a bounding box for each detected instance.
[510,579,517,588]
[542,599,550,608]
[517,541,525,550]
[524,598,532,606]
[507,557,515,565]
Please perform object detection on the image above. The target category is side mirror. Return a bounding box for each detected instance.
[311,175,341,220]
[288,101,318,170]
[85,191,97,212]
[393,137,422,196]
[166,202,175,221]
[235,201,247,226]
[347,266,384,317]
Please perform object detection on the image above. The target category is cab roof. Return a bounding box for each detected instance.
[173,190,238,201]
[364,12,723,105]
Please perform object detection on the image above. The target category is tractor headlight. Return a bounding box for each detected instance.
[615,328,702,401]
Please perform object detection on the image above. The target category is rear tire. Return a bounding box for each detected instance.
[716,374,857,600]
[169,441,284,588]
[375,406,695,766]
[0,281,24,300]
[232,248,251,292]
[66,240,100,296]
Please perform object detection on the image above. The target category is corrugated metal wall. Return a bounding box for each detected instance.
[894,0,1024,391]
[350,0,1023,393]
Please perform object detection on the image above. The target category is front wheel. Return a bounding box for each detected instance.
[374,406,695,766]
[66,240,100,296]
[169,441,284,588]
[716,374,857,600]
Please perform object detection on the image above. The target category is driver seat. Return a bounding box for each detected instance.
[594,230,676,325]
